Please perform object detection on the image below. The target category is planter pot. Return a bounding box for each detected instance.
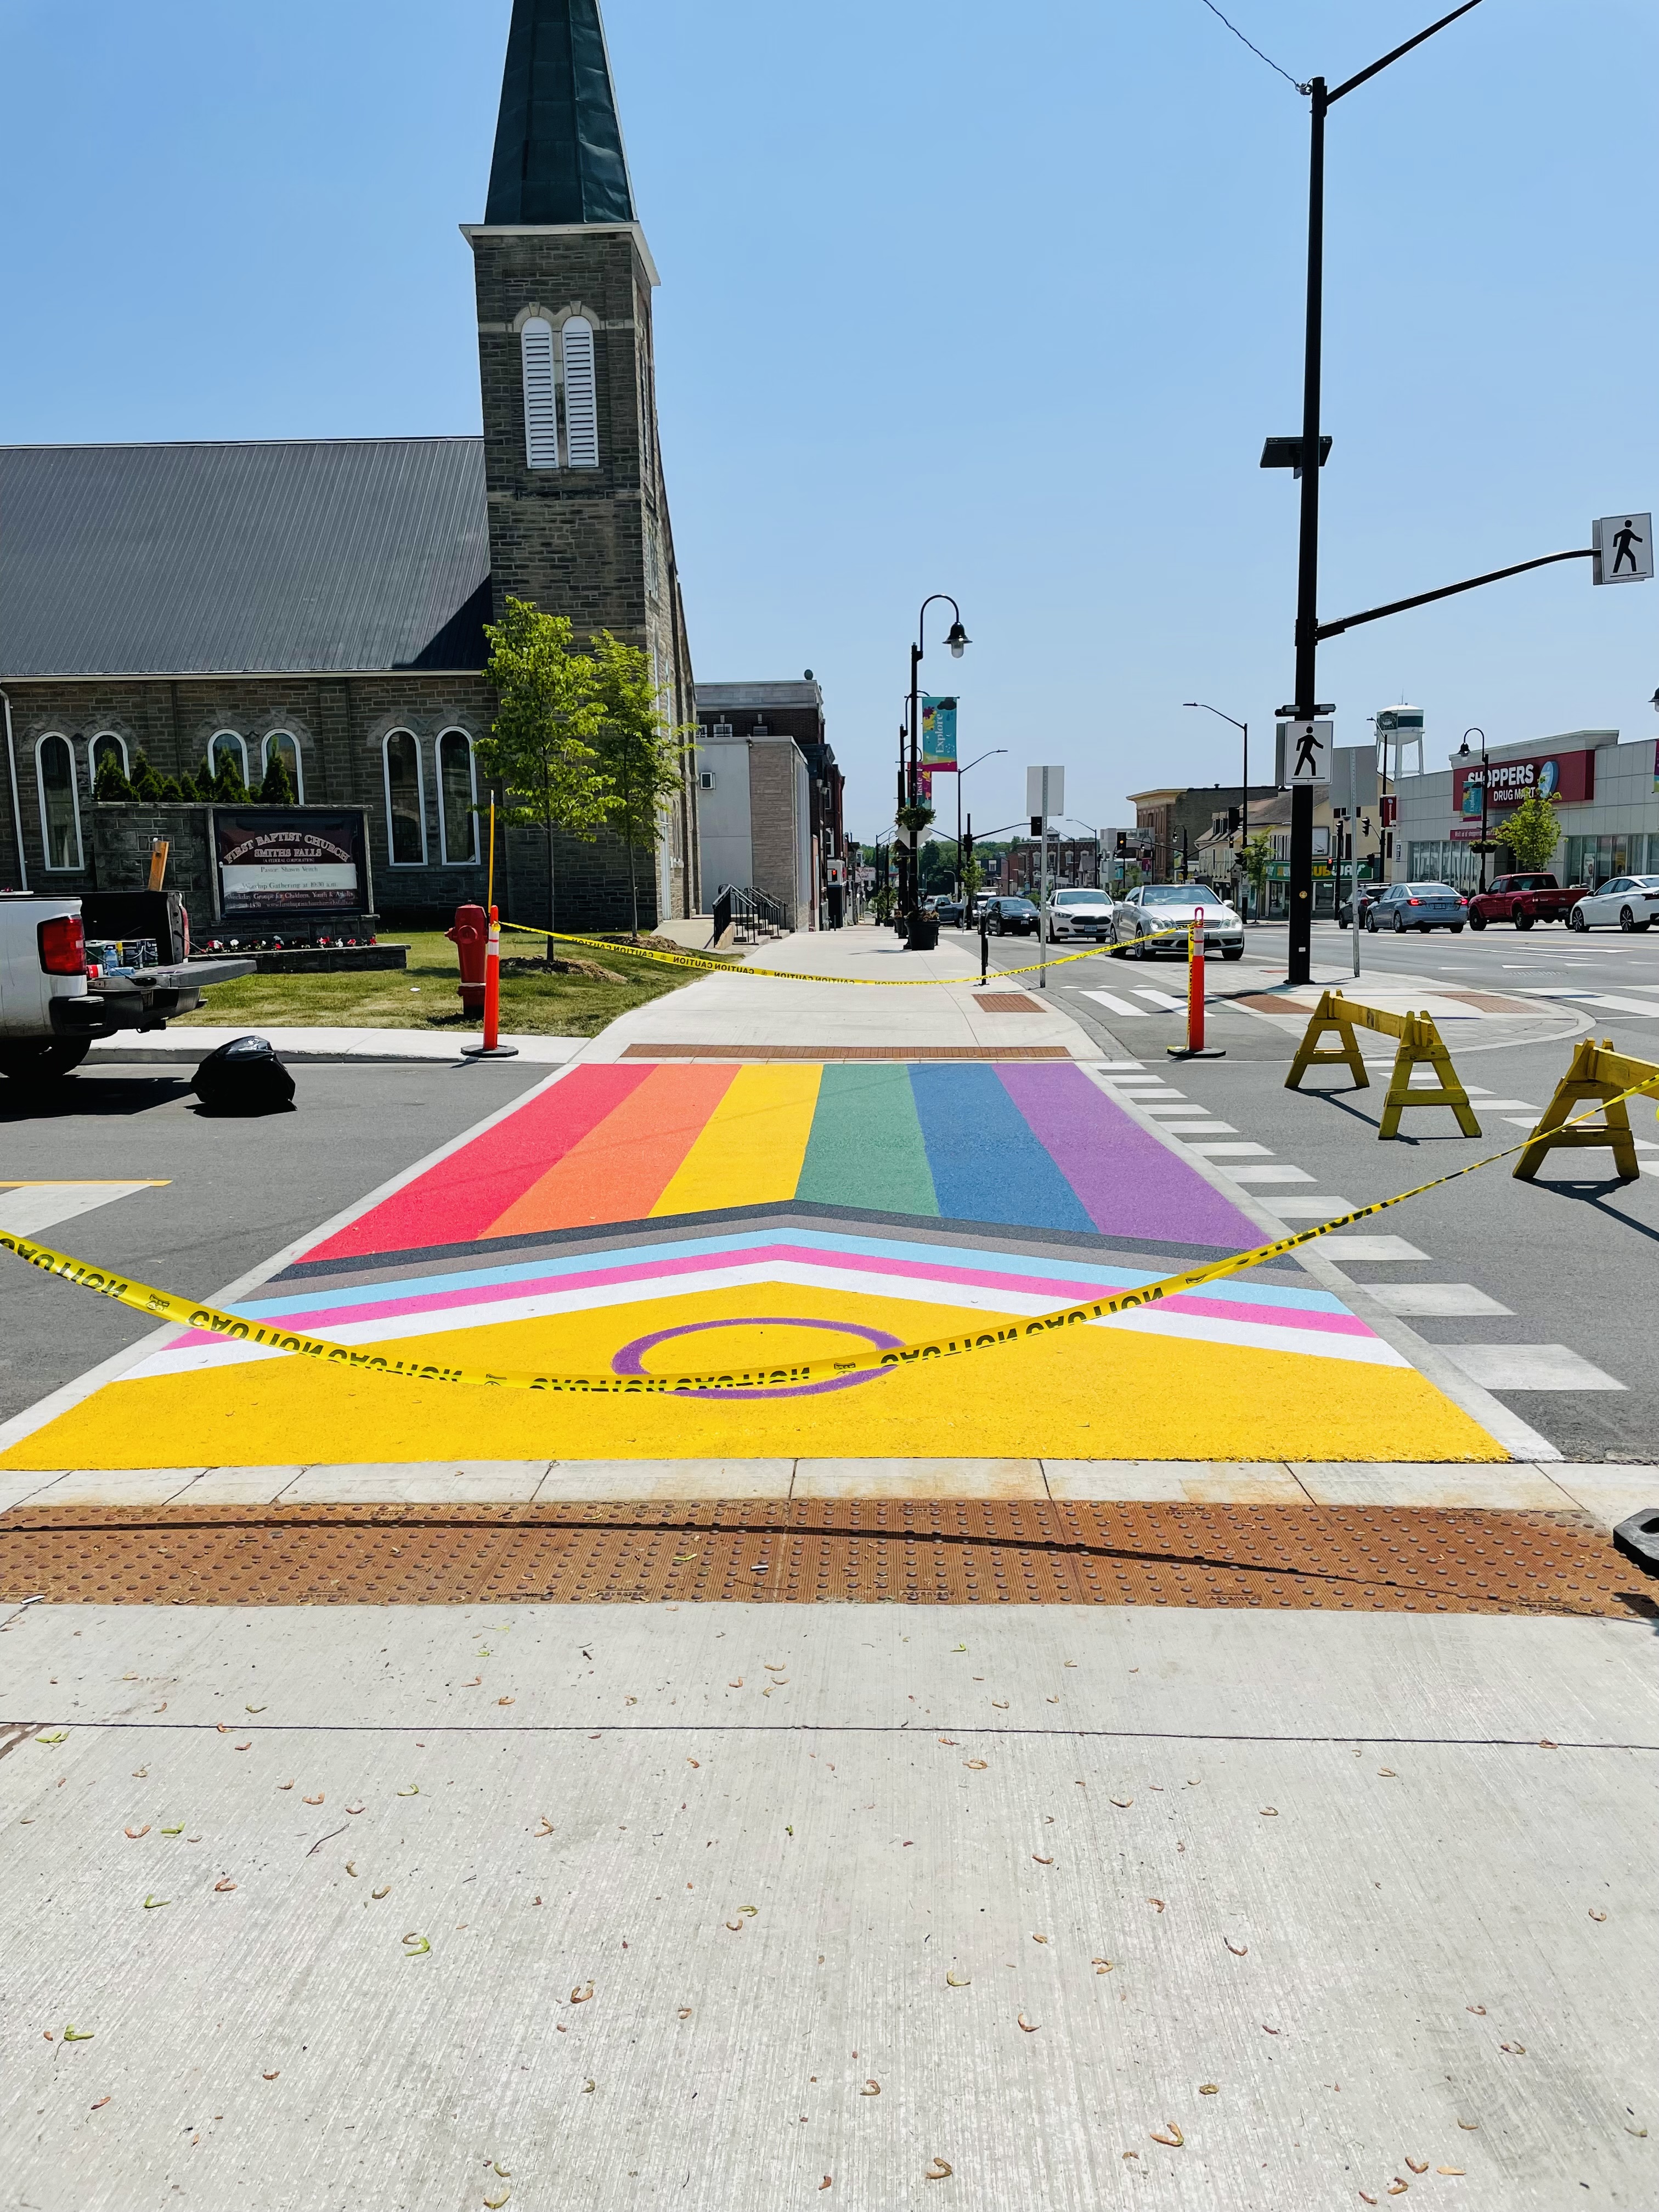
[906,913,940,951]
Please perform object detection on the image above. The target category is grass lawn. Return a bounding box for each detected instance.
[174,930,707,1037]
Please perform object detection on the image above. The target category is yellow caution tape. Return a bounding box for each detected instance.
[4,1074,1655,1397]
[501,918,1199,985]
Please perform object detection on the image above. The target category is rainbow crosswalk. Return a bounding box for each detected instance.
[0,1062,1505,1468]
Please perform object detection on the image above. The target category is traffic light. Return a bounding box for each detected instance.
[1030,815,1043,838]
[1115,831,1128,857]
[961,826,974,863]
[1226,807,1240,836]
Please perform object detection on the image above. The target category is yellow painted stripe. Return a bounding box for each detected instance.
[650,1063,823,1216]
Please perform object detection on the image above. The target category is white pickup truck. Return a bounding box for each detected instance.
[0,891,253,1083]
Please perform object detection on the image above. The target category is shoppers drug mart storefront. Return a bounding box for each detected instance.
[1398,730,1659,890]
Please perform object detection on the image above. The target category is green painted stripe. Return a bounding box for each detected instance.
[795,1063,939,1217]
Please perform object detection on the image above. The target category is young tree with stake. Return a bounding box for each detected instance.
[477,599,609,962]
[588,629,688,943]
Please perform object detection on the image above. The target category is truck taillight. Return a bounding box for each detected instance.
[37,913,86,975]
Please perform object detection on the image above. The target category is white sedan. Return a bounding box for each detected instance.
[1046,888,1115,941]
[1567,874,1659,933]
[1112,884,1245,959]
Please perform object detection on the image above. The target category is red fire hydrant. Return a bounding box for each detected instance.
[446,903,489,1013]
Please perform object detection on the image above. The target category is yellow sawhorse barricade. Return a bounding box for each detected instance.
[1285,989,1481,1139]
[1515,1038,1659,1182]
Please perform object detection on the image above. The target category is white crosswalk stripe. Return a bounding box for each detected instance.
[1081,990,1147,1017]
[1132,988,1186,1011]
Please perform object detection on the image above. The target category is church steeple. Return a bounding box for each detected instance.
[484,0,635,227]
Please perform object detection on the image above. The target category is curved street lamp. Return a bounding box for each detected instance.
[901,594,970,918]
[1184,701,1252,918]
[1458,726,1490,890]
[952,746,1006,899]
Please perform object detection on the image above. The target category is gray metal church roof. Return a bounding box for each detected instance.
[0,437,491,679]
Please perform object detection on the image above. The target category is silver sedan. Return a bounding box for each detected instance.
[1112,885,1245,959]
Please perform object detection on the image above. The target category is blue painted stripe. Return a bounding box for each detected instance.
[909,1063,1097,1235]
[243,1224,1354,1321]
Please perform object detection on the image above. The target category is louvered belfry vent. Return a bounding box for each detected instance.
[521,318,558,469]
[561,317,599,467]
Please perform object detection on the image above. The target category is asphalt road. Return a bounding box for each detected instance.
[973,917,1659,1463]
[0,1059,546,1432]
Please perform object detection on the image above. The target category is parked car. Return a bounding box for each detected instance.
[1365,881,1467,934]
[1111,884,1245,960]
[1046,887,1115,941]
[1567,873,1659,932]
[1466,873,1584,930]
[1336,887,1381,930]
[979,895,1041,937]
[0,891,252,1084]
[926,894,966,926]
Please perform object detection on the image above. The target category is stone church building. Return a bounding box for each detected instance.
[0,0,699,930]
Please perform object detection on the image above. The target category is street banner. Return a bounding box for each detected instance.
[917,768,935,804]
[921,696,958,768]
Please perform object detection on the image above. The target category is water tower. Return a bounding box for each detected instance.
[1374,705,1425,782]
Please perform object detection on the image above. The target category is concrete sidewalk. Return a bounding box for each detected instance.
[87,1026,582,1066]
[585,922,1097,1060]
[2,1599,1651,2212]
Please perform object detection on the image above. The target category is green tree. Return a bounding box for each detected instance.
[93,752,134,802]
[1242,830,1274,916]
[587,628,687,942]
[259,750,297,805]
[129,750,167,803]
[175,769,202,803]
[477,597,609,959]
[1503,787,1562,872]
[208,752,251,805]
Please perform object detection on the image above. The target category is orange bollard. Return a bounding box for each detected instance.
[462,903,520,1059]
[1167,904,1225,1060]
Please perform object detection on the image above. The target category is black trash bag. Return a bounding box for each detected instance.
[190,1035,296,1116]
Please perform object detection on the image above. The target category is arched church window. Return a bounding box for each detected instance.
[562,316,599,467]
[437,729,478,866]
[262,730,303,801]
[207,730,248,787]
[383,730,427,865]
[37,733,83,871]
[521,318,558,470]
[89,731,129,788]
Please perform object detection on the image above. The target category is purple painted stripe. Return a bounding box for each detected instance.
[997,1064,1265,1250]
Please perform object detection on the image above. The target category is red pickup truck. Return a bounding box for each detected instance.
[1465,873,1584,930]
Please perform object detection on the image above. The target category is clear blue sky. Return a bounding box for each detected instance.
[1,1,1654,845]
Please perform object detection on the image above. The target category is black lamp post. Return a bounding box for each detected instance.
[1263,1,1486,986]
[1458,726,1491,890]
[1184,701,1251,919]
[902,594,969,918]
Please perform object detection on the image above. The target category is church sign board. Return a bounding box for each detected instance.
[212,808,371,921]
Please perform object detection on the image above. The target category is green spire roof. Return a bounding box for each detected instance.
[485,0,635,227]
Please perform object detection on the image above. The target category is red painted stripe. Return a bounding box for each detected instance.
[486,1063,737,1235]
[307,1064,656,1260]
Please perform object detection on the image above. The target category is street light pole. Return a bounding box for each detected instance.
[903,594,970,921]
[1460,726,1489,890]
[954,747,1007,898]
[1279,1,1486,988]
[1184,702,1250,918]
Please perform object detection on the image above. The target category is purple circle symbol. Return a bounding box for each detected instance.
[611,1315,900,1400]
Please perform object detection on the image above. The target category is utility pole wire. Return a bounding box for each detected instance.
[1194,0,1310,93]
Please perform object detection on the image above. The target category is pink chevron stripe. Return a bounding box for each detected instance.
[168,1241,1376,1350]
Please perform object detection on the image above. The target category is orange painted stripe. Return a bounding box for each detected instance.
[482,1063,738,1235]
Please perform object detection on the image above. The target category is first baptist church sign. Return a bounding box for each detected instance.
[1451,747,1596,839]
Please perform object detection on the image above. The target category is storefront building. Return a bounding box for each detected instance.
[1397,729,1656,890]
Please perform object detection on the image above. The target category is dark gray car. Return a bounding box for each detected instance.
[1366,881,1467,934]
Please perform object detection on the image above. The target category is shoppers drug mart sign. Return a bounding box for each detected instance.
[1452,747,1595,835]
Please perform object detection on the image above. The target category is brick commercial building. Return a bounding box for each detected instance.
[693,681,845,928]
[0,0,699,932]
[1127,783,1276,883]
